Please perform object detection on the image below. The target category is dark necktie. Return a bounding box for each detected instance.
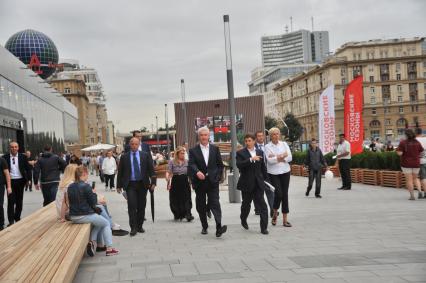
[133,152,142,180]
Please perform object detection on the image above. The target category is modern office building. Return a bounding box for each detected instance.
[261,29,329,67]
[0,44,78,154]
[273,37,426,142]
[248,63,317,117]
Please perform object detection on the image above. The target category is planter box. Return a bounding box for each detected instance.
[380,170,402,188]
[350,168,360,183]
[291,165,302,176]
[330,166,340,177]
[360,169,380,186]
[155,163,168,179]
[301,166,309,177]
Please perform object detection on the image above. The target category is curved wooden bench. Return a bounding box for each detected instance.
[0,203,90,283]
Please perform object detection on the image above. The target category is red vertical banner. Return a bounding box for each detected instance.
[344,76,364,155]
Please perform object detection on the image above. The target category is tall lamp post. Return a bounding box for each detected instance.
[223,15,240,203]
[181,79,189,145]
[165,104,170,159]
[155,116,160,151]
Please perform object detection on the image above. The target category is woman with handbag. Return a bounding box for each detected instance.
[166,146,194,222]
[66,166,119,257]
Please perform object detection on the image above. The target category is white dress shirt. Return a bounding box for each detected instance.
[248,148,257,163]
[337,140,351,160]
[10,154,23,179]
[200,143,209,166]
[265,141,292,175]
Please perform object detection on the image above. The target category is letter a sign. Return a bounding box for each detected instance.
[344,76,364,155]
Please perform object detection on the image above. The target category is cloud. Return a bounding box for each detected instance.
[1,0,425,133]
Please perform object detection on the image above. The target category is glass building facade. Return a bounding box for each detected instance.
[0,45,78,155]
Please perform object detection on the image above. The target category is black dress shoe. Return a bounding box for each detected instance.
[216,225,227,237]
[315,195,322,198]
[201,228,208,235]
[186,214,194,222]
[241,220,249,230]
[261,229,269,235]
[130,229,137,237]
[342,187,351,190]
[137,227,145,233]
[255,211,260,215]
[305,190,310,196]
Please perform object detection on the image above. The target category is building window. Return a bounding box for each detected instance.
[64,88,71,94]
[397,118,407,127]
[398,96,403,102]
[368,64,374,72]
[370,130,380,138]
[385,119,391,126]
[370,120,381,128]
[341,78,346,85]
[411,105,419,112]
[399,106,404,113]
[370,87,375,94]
[384,107,390,114]
[397,129,405,136]
[397,85,402,93]
[370,96,376,104]
[396,63,401,72]
[369,76,374,82]
[372,108,377,115]
[396,74,401,80]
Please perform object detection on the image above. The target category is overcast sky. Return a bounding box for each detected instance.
[1,0,425,133]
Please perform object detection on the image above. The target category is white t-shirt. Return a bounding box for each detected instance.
[337,140,351,160]
[416,136,426,165]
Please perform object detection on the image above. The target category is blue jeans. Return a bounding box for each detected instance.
[71,213,112,247]
[97,205,113,228]
[41,182,59,207]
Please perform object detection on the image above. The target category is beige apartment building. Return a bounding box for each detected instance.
[49,77,89,145]
[274,37,426,142]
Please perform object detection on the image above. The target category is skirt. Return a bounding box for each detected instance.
[169,174,192,219]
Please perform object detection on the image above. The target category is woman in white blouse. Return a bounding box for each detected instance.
[264,127,292,227]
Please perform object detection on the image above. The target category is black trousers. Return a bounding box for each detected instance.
[307,169,322,196]
[169,175,192,219]
[41,182,59,206]
[8,178,26,224]
[269,172,291,214]
[0,184,5,228]
[195,179,222,230]
[338,159,352,189]
[104,174,115,188]
[126,181,148,230]
[241,186,268,231]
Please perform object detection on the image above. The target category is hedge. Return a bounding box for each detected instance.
[291,150,401,171]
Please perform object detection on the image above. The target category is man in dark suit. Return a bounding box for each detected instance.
[188,127,227,237]
[117,137,156,236]
[254,130,275,218]
[237,133,269,235]
[124,130,151,153]
[3,142,31,226]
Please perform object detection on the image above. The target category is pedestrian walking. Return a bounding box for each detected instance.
[304,138,327,198]
[102,150,117,191]
[264,127,292,227]
[33,144,66,206]
[188,127,227,237]
[397,129,424,200]
[415,127,426,198]
[24,150,35,192]
[237,133,269,235]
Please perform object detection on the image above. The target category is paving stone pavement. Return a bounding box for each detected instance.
[20,174,426,283]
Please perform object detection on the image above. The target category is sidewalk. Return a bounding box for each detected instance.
[19,174,426,283]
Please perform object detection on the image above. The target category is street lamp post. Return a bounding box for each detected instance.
[165,104,170,159]
[156,116,160,151]
[223,15,240,203]
[181,79,189,145]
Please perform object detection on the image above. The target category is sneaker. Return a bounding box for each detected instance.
[106,248,120,256]
[418,192,424,199]
[86,242,95,257]
[112,223,121,230]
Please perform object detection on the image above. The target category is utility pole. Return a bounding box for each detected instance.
[156,116,159,152]
[181,79,189,145]
[165,104,170,159]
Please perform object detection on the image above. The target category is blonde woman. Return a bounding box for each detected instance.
[56,164,78,221]
[166,146,194,222]
[265,127,293,227]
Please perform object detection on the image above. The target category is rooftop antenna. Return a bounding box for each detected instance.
[311,16,314,31]
[285,25,289,33]
[290,16,293,32]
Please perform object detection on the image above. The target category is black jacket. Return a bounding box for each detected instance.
[304,148,327,171]
[236,148,268,192]
[117,150,156,190]
[67,181,98,216]
[33,152,66,185]
[188,144,224,188]
[3,153,31,181]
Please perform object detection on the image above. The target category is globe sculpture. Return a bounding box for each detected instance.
[5,29,59,79]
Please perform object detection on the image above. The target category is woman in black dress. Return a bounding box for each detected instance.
[166,146,194,222]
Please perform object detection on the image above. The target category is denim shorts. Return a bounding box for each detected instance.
[401,167,420,174]
[419,164,426,180]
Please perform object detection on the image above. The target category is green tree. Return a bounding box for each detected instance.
[283,113,303,143]
[265,115,279,131]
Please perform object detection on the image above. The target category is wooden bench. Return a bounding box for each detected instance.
[0,203,90,283]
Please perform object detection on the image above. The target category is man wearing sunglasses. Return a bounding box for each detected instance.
[3,142,31,226]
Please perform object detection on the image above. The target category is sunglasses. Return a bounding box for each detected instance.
[12,157,15,165]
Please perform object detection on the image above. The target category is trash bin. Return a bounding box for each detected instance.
[228,173,241,203]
